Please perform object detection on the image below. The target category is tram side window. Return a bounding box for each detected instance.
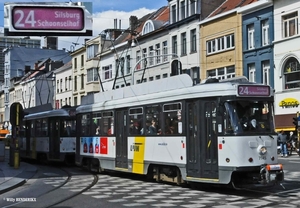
[81,114,91,136]
[103,111,114,135]
[35,119,41,136]
[30,121,35,137]
[35,119,47,136]
[61,120,76,137]
[163,102,182,135]
[145,105,161,135]
[92,112,102,135]
[129,107,143,135]
[41,119,48,136]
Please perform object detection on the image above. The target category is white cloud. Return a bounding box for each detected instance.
[58,8,156,51]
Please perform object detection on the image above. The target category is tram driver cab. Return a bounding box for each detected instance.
[224,101,272,134]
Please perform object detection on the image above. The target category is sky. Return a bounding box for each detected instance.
[0,0,167,51]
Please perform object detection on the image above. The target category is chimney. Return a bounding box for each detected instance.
[129,16,138,33]
[24,65,31,74]
[114,19,117,29]
[112,30,122,40]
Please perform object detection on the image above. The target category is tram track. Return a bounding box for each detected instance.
[44,172,99,208]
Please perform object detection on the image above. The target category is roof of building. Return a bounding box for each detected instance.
[106,6,169,49]
[7,46,70,65]
[208,0,258,18]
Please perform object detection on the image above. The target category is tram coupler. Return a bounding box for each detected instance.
[259,164,283,184]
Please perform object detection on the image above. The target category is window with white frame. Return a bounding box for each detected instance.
[74,76,77,91]
[162,41,168,62]
[81,54,84,67]
[172,35,177,58]
[87,44,99,59]
[190,0,196,15]
[142,48,147,60]
[141,49,146,69]
[74,58,77,69]
[102,64,112,80]
[190,29,197,53]
[65,77,67,90]
[126,55,130,75]
[247,24,255,49]
[81,74,84,89]
[282,12,298,38]
[118,57,125,77]
[248,63,256,82]
[181,32,187,55]
[60,79,62,92]
[149,46,154,66]
[207,34,235,55]
[142,21,154,35]
[87,68,98,82]
[284,57,300,89]
[171,5,177,23]
[5,64,9,74]
[136,50,141,70]
[207,66,235,80]
[262,60,270,85]
[262,19,269,46]
[186,0,189,16]
[155,43,161,64]
[180,0,186,20]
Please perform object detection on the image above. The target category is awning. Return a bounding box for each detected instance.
[275,114,295,132]
[275,127,295,132]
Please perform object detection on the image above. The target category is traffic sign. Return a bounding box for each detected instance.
[4,2,93,36]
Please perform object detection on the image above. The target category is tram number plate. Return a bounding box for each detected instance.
[259,155,266,160]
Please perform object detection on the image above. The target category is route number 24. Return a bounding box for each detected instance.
[239,86,249,95]
[14,10,36,27]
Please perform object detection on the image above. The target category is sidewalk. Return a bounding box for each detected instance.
[0,147,37,194]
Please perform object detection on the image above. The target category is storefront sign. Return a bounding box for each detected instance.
[279,98,299,108]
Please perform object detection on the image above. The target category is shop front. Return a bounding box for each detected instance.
[275,95,300,132]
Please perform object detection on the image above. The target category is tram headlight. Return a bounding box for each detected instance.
[257,145,267,155]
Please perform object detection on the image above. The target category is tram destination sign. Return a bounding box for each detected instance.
[4,3,93,36]
[237,85,271,97]
[12,7,84,30]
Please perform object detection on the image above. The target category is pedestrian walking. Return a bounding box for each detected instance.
[278,130,288,157]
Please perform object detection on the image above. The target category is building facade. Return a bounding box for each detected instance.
[0,34,40,83]
[273,0,300,131]
[200,3,245,80]
[241,2,274,87]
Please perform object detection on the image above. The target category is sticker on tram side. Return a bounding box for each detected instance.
[100,137,108,154]
[80,137,108,155]
[132,137,145,174]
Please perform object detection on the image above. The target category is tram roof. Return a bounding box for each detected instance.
[77,74,273,114]
[24,108,72,120]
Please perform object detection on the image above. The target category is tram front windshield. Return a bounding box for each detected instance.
[224,100,275,134]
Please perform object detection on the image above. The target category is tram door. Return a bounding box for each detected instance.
[199,100,218,179]
[49,118,60,160]
[186,101,201,177]
[115,110,128,169]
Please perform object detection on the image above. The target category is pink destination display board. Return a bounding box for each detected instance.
[12,6,84,30]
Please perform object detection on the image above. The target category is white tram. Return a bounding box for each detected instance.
[21,105,76,164]
[75,74,283,188]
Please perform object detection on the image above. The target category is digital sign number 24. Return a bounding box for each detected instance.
[14,10,36,27]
